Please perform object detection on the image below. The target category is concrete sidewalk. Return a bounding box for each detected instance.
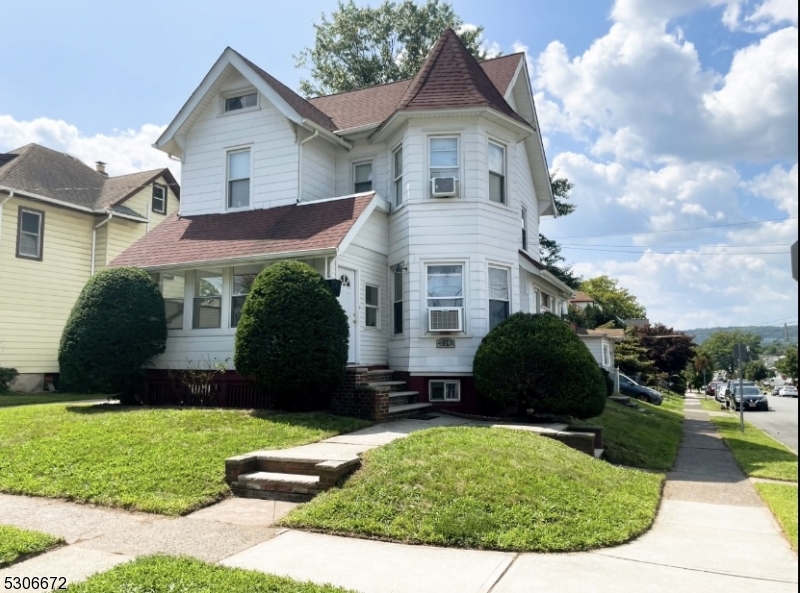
[2,396,797,592]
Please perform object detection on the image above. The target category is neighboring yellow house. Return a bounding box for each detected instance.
[0,143,179,391]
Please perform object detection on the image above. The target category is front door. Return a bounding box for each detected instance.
[338,268,357,363]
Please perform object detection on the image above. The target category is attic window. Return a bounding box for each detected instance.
[224,93,257,112]
[152,183,167,214]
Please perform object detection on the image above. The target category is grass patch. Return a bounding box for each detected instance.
[755,483,798,551]
[0,404,367,515]
[282,426,663,552]
[0,525,62,567]
[574,397,684,471]
[0,393,108,408]
[67,555,354,592]
[698,397,725,413]
[707,415,798,482]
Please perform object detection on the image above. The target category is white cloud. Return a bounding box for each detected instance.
[0,115,178,180]
[723,0,798,31]
[746,163,798,216]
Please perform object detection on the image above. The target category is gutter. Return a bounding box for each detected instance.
[296,129,319,203]
[91,212,113,276]
[0,191,13,248]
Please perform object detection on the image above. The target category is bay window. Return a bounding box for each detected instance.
[393,146,403,206]
[429,137,459,197]
[521,207,528,251]
[488,141,505,204]
[488,266,510,330]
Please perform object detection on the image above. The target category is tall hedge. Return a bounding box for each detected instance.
[474,313,607,419]
[234,261,348,411]
[59,267,167,394]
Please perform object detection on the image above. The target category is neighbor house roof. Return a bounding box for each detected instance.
[0,143,178,216]
[570,291,596,304]
[111,193,375,269]
[576,327,625,341]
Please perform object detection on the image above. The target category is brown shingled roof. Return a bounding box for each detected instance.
[111,194,374,269]
[570,290,596,304]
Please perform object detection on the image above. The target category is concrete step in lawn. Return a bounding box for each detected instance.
[609,395,640,409]
[388,391,420,406]
[386,402,434,419]
[233,472,322,501]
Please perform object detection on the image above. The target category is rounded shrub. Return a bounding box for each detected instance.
[234,261,348,411]
[59,267,167,395]
[474,313,607,419]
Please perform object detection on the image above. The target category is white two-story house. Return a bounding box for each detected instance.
[113,29,574,414]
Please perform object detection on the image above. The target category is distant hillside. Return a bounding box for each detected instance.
[681,325,798,345]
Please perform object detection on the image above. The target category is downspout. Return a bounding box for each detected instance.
[0,191,13,248]
[297,129,319,203]
[91,212,113,276]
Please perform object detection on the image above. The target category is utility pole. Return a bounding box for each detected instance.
[785,323,789,345]
[734,344,749,433]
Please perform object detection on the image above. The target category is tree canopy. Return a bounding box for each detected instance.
[539,177,581,289]
[579,275,646,322]
[634,323,696,377]
[775,346,798,381]
[296,0,487,97]
[698,330,763,374]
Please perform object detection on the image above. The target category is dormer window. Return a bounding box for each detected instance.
[224,92,257,113]
[152,183,167,214]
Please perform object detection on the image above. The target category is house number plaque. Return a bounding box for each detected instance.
[436,338,455,348]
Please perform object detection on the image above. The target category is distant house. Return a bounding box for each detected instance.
[576,327,624,370]
[569,290,597,311]
[112,29,574,415]
[0,143,179,391]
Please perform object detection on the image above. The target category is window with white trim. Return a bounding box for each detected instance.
[393,266,403,335]
[224,92,257,112]
[489,266,510,330]
[152,183,167,214]
[153,272,185,330]
[427,265,464,308]
[521,207,528,251]
[231,265,263,328]
[488,141,505,204]
[227,149,250,209]
[354,162,373,193]
[393,146,403,207]
[16,207,44,260]
[541,292,552,313]
[429,380,460,402]
[193,270,223,329]
[602,343,612,367]
[429,137,459,197]
[365,284,379,327]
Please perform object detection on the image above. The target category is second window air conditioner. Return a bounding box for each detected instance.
[431,177,458,197]
[428,307,463,332]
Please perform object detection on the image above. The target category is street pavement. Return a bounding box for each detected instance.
[2,397,797,592]
[749,393,799,453]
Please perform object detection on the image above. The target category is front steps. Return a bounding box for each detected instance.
[225,452,360,502]
[339,368,433,420]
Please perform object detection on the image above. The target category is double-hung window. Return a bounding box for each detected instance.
[488,141,506,204]
[354,162,373,193]
[429,137,459,197]
[227,149,250,209]
[393,266,403,335]
[427,264,464,331]
[193,270,223,329]
[224,92,257,112]
[231,266,261,328]
[393,146,403,207]
[152,272,185,330]
[521,207,528,251]
[541,292,552,313]
[152,183,167,214]
[16,207,44,260]
[365,285,379,327]
[488,267,510,330]
[429,380,460,402]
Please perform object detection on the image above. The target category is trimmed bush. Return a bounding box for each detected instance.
[0,367,19,394]
[234,261,348,411]
[59,267,167,395]
[474,313,606,419]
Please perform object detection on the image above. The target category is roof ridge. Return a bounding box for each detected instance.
[107,168,167,180]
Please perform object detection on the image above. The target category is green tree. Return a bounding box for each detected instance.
[775,346,798,381]
[565,303,615,330]
[295,0,487,97]
[59,267,167,397]
[635,324,696,376]
[579,275,647,322]
[539,177,581,289]
[614,331,657,383]
[744,360,769,382]
[698,330,763,375]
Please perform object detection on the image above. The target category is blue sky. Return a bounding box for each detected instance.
[2,0,797,330]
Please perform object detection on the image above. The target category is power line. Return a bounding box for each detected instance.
[560,246,789,256]
[549,216,798,240]
[560,242,792,249]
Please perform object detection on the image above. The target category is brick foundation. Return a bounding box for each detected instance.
[331,367,390,421]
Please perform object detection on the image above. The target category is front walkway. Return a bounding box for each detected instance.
[1,397,797,592]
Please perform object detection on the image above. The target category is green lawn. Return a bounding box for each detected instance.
[707,414,798,482]
[755,483,798,551]
[574,396,684,471]
[0,402,367,515]
[282,426,664,552]
[698,397,725,412]
[0,525,62,567]
[0,393,108,408]
[67,555,354,592]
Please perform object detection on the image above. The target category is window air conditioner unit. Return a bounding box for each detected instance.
[428,307,463,332]
[431,177,457,197]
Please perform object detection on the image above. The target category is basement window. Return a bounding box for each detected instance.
[429,380,460,402]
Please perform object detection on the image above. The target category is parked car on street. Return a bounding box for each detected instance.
[712,382,727,403]
[778,385,798,397]
[772,386,782,396]
[726,384,769,411]
[618,374,664,405]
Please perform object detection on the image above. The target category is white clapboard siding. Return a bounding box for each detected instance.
[301,135,336,202]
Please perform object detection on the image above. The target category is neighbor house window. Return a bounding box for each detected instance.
[227,149,250,209]
[393,266,403,335]
[354,162,373,193]
[521,207,528,250]
[231,266,262,328]
[488,141,505,204]
[193,270,223,329]
[393,146,403,207]
[153,272,185,330]
[152,183,167,214]
[541,292,552,313]
[429,137,459,197]
[602,343,612,367]
[489,266,510,330]
[224,92,257,112]
[16,207,44,260]
[429,380,460,402]
[427,264,464,308]
[365,284,379,327]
